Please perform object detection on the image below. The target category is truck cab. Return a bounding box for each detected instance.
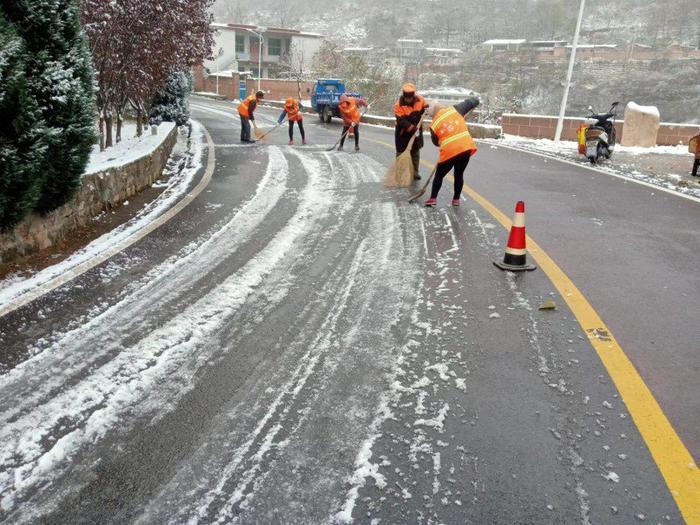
[311,79,362,123]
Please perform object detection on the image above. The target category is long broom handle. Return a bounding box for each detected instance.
[402,114,426,152]
[258,115,287,140]
[327,99,374,151]
[408,164,438,203]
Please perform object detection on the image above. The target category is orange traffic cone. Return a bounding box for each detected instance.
[494,201,536,272]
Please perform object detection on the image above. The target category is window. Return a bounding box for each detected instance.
[235,34,245,54]
[268,38,282,56]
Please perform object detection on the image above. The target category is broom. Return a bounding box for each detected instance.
[408,164,438,203]
[326,102,372,152]
[257,115,287,141]
[385,115,426,187]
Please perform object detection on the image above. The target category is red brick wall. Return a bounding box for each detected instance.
[243,79,315,101]
[656,123,700,146]
[192,65,240,100]
[502,113,700,146]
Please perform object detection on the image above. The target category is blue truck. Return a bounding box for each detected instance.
[310,79,362,123]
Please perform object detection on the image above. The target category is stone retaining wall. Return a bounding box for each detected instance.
[0,125,178,264]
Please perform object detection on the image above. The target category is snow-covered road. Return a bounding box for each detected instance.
[0,99,692,524]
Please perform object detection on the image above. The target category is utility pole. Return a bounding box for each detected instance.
[246,27,267,92]
[215,48,223,96]
[554,0,586,142]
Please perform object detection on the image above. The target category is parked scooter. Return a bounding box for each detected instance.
[583,101,619,164]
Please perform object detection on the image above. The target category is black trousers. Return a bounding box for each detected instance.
[430,151,471,200]
[340,125,359,147]
[289,119,305,141]
[693,158,700,177]
[395,129,423,174]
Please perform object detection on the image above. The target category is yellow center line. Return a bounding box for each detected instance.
[366,135,700,524]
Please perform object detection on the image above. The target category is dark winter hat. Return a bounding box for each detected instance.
[256,90,265,98]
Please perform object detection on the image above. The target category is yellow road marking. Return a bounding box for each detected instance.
[366,135,700,524]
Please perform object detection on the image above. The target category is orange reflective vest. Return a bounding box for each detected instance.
[285,99,302,121]
[238,94,257,118]
[394,94,426,119]
[339,98,361,125]
[430,107,477,163]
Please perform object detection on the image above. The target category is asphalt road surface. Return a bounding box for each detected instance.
[0,96,698,524]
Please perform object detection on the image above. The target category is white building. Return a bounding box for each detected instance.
[482,39,527,52]
[206,23,323,79]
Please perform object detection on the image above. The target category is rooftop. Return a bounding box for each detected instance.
[211,22,322,38]
[483,39,527,45]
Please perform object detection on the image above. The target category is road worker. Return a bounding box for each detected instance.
[690,133,700,177]
[338,94,368,152]
[425,97,480,207]
[238,90,264,143]
[394,83,428,179]
[278,97,306,145]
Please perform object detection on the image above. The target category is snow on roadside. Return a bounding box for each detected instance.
[0,121,203,311]
[84,121,176,176]
[487,134,700,200]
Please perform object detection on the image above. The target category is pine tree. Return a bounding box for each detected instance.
[1,0,96,214]
[0,11,47,230]
[150,71,193,127]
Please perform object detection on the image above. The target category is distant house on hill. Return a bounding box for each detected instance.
[482,39,527,52]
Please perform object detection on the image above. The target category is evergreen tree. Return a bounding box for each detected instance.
[150,71,193,127]
[0,11,47,230]
[1,0,96,214]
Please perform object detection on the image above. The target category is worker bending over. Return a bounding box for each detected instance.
[338,94,368,152]
[278,97,307,145]
[238,90,264,143]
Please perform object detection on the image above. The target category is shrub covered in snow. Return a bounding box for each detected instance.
[0,12,48,230]
[1,0,96,216]
[150,72,192,127]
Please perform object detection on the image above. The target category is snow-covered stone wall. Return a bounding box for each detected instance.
[0,125,178,264]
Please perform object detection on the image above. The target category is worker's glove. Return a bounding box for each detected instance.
[350,122,356,128]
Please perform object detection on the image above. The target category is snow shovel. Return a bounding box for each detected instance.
[385,115,426,187]
[408,164,438,203]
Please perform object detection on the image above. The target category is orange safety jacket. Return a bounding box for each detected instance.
[394,94,426,127]
[430,106,477,163]
[238,94,257,118]
[339,98,363,125]
[285,99,303,121]
[691,134,700,158]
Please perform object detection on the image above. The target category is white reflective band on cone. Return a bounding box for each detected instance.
[505,247,527,256]
[512,213,526,228]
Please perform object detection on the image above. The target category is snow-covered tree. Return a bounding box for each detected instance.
[0,12,47,230]
[81,0,215,144]
[150,71,192,126]
[1,0,97,214]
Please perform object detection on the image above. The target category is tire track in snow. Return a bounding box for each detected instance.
[136,151,423,525]
[0,146,339,522]
[0,146,287,426]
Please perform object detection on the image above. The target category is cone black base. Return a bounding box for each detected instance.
[493,260,537,272]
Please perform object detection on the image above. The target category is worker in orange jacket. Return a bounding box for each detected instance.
[238,90,264,143]
[691,133,700,177]
[425,97,480,207]
[278,97,306,145]
[394,83,428,179]
[338,94,368,152]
